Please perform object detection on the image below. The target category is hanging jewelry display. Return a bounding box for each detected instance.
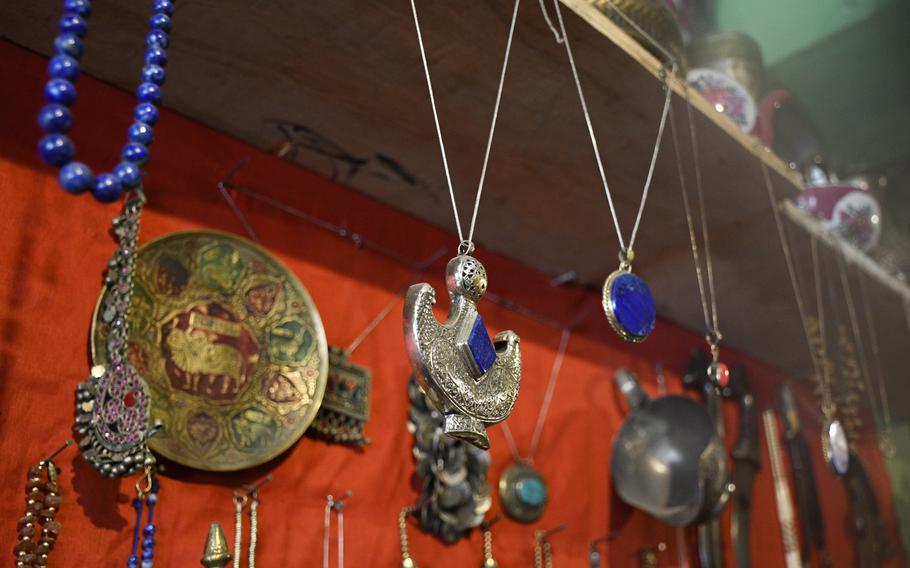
[323,492,351,568]
[403,0,523,450]
[308,348,371,447]
[90,231,328,471]
[668,90,727,386]
[15,441,72,568]
[75,190,156,477]
[407,376,492,543]
[541,0,673,342]
[38,0,175,202]
[760,161,848,476]
[127,471,160,568]
[533,524,566,568]
[232,476,271,568]
[498,328,571,523]
[200,523,232,568]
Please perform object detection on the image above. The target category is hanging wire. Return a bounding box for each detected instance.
[544,0,674,255]
[409,0,521,250]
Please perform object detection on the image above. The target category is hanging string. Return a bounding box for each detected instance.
[668,94,721,347]
[857,270,893,430]
[544,0,674,256]
[759,159,823,383]
[409,0,521,251]
[500,328,571,464]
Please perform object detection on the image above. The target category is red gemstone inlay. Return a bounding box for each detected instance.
[123,391,137,407]
[715,362,730,388]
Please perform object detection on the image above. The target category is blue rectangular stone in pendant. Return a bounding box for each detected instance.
[467,314,497,375]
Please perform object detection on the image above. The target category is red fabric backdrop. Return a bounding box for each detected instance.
[0,41,903,567]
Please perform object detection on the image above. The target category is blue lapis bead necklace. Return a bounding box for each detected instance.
[128,471,159,568]
[544,0,674,343]
[38,0,175,203]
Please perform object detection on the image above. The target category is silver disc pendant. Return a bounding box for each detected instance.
[498,463,548,523]
[404,255,522,450]
[75,363,153,478]
[822,418,849,476]
[602,265,657,343]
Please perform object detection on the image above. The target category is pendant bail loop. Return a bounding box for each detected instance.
[458,240,475,256]
[618,248,634,271]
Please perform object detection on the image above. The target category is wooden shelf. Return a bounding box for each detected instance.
[2,0,907,413]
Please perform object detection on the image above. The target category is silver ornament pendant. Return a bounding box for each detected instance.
[404,254,521,450]
[498,463,548,523]
[822,418,849,476]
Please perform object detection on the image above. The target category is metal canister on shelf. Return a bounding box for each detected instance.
[688,31,765,102]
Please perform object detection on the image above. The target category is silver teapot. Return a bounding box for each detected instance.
[610,369,730,526]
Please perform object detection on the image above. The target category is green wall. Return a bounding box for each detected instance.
[715,0,890,64]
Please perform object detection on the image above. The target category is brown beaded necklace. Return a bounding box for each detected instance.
[16,464,62,567]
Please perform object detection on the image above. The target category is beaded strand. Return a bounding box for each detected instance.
[127,477,159,568]
[15,461,62,568]
[37,0,174,203]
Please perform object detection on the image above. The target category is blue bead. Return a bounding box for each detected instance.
[516,477,547,506]
[149,13,171,33]
[48,54,80,81]
[140,559,153,568]
[146,491,158,504]
[38,134,74,166]
[63,0,92,17]
[146,30,169,49]
[127,122,154,145]
[59,161,94,193]
[608,272,656,340]
[140,64,165,85]
[59,14,88,37]
[93,173,122,203]
[466,314,496,375]
[128,554,139,568]
[143,523,156,536]
[44,78,77,105]
[121,142,149,165]
[144,47,168,66]
[152,0,174,16]
[113,161,142,188]
[142,537,155,549]
[142,548,154,560]
[54,33,83,58]
[136,82,162,104]
[134,103,159,125]
[38,104,73,133]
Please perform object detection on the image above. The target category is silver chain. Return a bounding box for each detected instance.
[669,92,721,354]
[500,328,571,464]
[759,160,828,404]
[409,0,521,251]
[324,494,349,568]
[809,235,836,415]
[248,493,258,568]
[544,0,674,256]
[857,270,893,428]
[233,495,244,568]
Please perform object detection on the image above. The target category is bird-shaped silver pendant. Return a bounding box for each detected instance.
[403,255,521,450]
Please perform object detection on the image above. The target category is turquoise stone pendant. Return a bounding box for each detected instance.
[498,463,548,523]
[602,254,656,342]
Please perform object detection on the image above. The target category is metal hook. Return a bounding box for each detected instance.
[41,439,74,464]
[217,156,251,191]
[328,490,353,511]
[241,473,274,497]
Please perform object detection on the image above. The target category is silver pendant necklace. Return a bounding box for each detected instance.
[75,189,155,477]
[403,0,523,450]
[761,161,848,476]
[498,329,571,523]
[323,492,351,568]
[541,0,674,342]
[667,94,727,386]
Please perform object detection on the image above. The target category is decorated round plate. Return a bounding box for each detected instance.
[91,230,328,471]
[687,67,757,132]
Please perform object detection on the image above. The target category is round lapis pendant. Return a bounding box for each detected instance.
[602,266,656,343]
[498,463,548,523]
